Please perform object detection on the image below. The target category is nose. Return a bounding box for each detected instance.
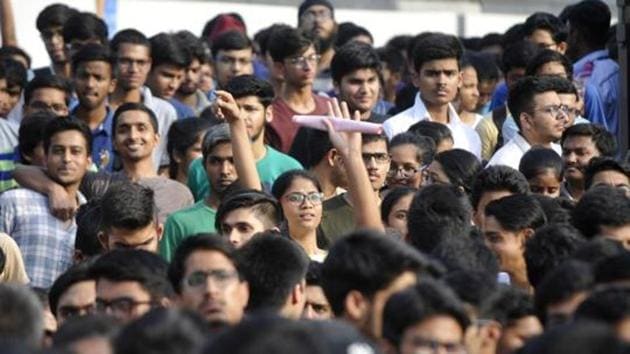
[303,304,315,319]
[228,231,241,248]
[564,152,576,164]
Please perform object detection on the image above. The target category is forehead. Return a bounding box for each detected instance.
[59,280,96,301]
[287,176,318,191]
[76,60,112,73]
[235,95,263,107]
[419,58,459,72]
[293,45,316,58]
[304,4,331,13]
[563,135,597,149]
[532,90,561,106]
[30,87,66,102]
[96,279,150,299]
[217,48,252,58]
[362,138,388,153]
[209,141,233,156]
[50,130,88,148]
[461,66,478,80]
[558,93,577,105]
[117,43,150,58]
[538,61,567,76]
[116,109,153,126]
[592,170,630,184]
[184,249,236,273]
[342,68,379,80]
[390,144,419,161]
[529,29,555,44]
[223,207,266,225]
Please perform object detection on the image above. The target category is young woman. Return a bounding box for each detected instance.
[166,117,212,184]
[456,58,483,128]
[381,186,416,238]
[519,147,563,198]
[387,132,435,189]
[424,148,481,196]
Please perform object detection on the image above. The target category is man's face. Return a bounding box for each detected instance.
[178,58,202,96]
[336,68,380,114]
[361,139,390,191]
[205,142,238,195]
[113,110,159,162]
[0,78,11,117]
[235,95,271,142]
[299,5,336,50]
[220,207,270,248]
[199,63,214,93]
[146,64,185,99]
[591,171,630,194]
[527,29,559,51]
[101,222,162,253]
[214,49,254,89]
[399,315,465,354]
[521,91,567,144]
[415,58,461,108]
[40,26,67,64]
[483,216,528,277]
[95,279,154,323]
[115,43,151,91]
[46,130,91,187]
[302,285,332,320]
[56,280,96,325]
[558,93,579,127]
[387,143,423,189]
[477,79,498,111]
[536,61,568,78]
[279,45,318,88]
[74,61,115,110]
[496,316,543,354]
[562,135,601,183]
[24,87,69,117]
[177,250,249,327]
[473,190,513,229]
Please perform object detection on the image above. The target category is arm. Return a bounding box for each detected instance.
[12,164,78,220]
[0,0,17,46]
[215,90,262,191]
[324,99,384,232]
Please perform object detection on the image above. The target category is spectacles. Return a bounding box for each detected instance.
[184,269,239,288]
[387,164,423,178]
[287,54,321,68]
[534,104,569,119]
[301,9,333,23]
[406,336,466,354]
[362,152,390,165]
[96,297,155,316]
[57,303,96,319]
[284,192,324,205]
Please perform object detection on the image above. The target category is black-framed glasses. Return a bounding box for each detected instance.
[387,164,423,178]
[184,269,239,288]
[362,152,390,165]
[284,192,324,205]
[96,297,154,315]
[287,54,321,67]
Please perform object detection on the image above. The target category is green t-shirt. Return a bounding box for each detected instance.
[159,201,217,261]
[187,145,303,201]
[320,193,355,245]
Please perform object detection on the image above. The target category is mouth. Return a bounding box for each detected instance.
[298,212,317,221]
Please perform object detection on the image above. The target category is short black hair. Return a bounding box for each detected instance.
[149,33,192,69]
[99,181,156,232]
[62,12,108,45]
[175,30,209,64]
[112,102,159,141]
[390,131,436,166]
[408,120,453,148]
[166,117,212,179]
[524,223,585,288]
[211,30,253,59]
[531,194,571,224]
[48,262,93,317]
[430,235,500,276]
[501,23,526,50]
[225,74,275,107]
[0,57,27,89]
[268,27,315,62]
[377,46,405,77]
[561,124,617,157]
[525,49,573,78]
[237,233,310,312]
[382,279,470,348]
[501,40,539,74]
[331,41,380,84]
[0,284,43,348]
[215,189,282,232]
[566,0,611,48]
[523,12,566,44]
[571,238,626,266]
[168,234,239,294]
[53,315,119,349]
[110,28,150,54]
[334,22,372,49]
[322,229,439,316]
[76,199,105,258]
[305,261,324,287]
[575,286,630,326]
[479,286,536,326]
[593,252,630,284]
[43,116,92,155]
[410,32,463,73]
[444,270,499,313]
[519,147,564,182]
[17,111,56,164]
[24,74,72,107]
[255,24,292,57]
[584,157,630,190]
[571,185,630,239]
[467,51,501,82]
[433,149,482,194]
[518,320,625,354]
[470,165,530,211]
[485,194,547,231]
[89,249,173,301]
[508,75,561,131]
[71,43,114,75]
[381,186,416,225]
[36,3,78,33]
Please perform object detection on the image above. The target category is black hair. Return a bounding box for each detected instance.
[485,194,547,231]
[479,286,536,326]
[62,12,108,45]
[381,186,416,225]
[571,185,630,239]
[382,279,470,348]
[89,249,173,300]
[467,51,501,82]
[53,315,119,349]
[225,74,275,107]
[549,75,578,97]
[531,194,572,224]
[255,24,292,57]
[501,40,539,74]
[571,238,626,266]
[168,234,239,294]
[524,223,585,288]
[519,147,564,182]
[407,184,473,253]
[584,157,630,190]
[110,28,150,54]
[523,12,566,44]
[43,116,92,155]
[48,262,93,317]
[433,149,482,194]
[575,286,630,325]
[507,75,561,131]
[215,189,282,232]
[24,74,72,107]
[519,320,625,354]
[376,46,405,76]
[430,235,500,276]
[566,0,611,48]
[408,120,453,148]
[0,56,28,88]
[17,111,56,164]
[410,32,463,73]
[211,30,253,59]
[36,3,78,33]
[525,49,573,77]
[268,27,315,62]
[71,43,114,75]
[302,128,333,168]
[75,199,105,258]
[0,284,44,348]
[237,233,310,312]
[99,181,156,231]
[305,261,324,287]
[480,32,503,49]
[322,229,440,316]
[330,41,380,84]
[175,30,209,64]
[390,131,436,166]
[112,102,159,141]
[166,117,212,180]
[149,33,192,69]
[470,165,530,211]
[593,252,630,284]
[334,22,373,49]
[561,123,617,157]
[271,169,322,200]
[444,270,499,313]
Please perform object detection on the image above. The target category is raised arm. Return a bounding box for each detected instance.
[0,0,18,46]
[215,90,262,191]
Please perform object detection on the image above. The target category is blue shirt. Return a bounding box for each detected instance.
[489,82,508,111]
[169,98,195,119]
[71,107,115,172]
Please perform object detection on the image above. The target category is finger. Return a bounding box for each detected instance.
[326,101,334,118]
[340,101,350,120]
[332,98,342,118]
[353,110,361,121]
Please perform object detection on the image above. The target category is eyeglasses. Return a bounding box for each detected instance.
[96,297,155,316]
[301,9,333,23]
[406,336,466,354]
[287,54,321,68]
[387,164,423,178]
[284,192,324,205]
[57,303,96,319]
[534,104,569,119]
[362,152,390,165]
[184,269,239,288]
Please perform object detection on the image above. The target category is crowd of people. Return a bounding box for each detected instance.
[0,0,629,353]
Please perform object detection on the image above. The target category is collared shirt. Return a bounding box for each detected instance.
[0,188,86,288]
[487,134,561,170]
[502,113,591,144]
[383,94,482,158]
[140,87,178,169]
[170,90,212,119]
[71,106,115,172]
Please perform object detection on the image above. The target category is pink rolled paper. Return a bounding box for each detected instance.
[292,115,383,135]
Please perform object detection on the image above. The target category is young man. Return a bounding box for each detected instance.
[172,31,211,116]
[145,32,191,102]
[23,74,72,117]
[109,29,178,171]
[90,249,172,324]
[48,263,95,326]
[62,12,108,60]
[302,261,333,320]
[211,30,254,91]
[70,43,116,171]
[523,12,567,53]
[186,75,303,200]
[383,33,481,158]
[572,185,630,248]
[487,76,568,169]
[214,189,282,248]
[33,3,78,79]
[0,59,27,154]
[168,235,248,328]
[561,124,617,200]
[267,26,330,153]
[584,157,630,193]
[0,117,92,288]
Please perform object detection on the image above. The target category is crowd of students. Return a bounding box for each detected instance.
[0,0,629,353]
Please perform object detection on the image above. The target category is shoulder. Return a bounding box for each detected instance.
[0,188,45,203]
[264,146,303,168]
[168,201,215,220]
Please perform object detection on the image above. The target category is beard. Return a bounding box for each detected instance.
[314,29,337,53]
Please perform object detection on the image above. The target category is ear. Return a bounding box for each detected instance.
[274,61,285,78]
[108,78,117,94]
[344,290,369,322]
[265,105,273,124]
[556,41,567,55]
[457,70,463,89]
[520,228,535,247]
[155,223,164,242]
[159,297,171,308]
[291,280,306,305]
[519,112,532,132]
[327,148,339,167]
[239,280,250,309]
[97,231,109,251]
[172,150,184,164]
[73,249,85,264]
[479,320,503,348]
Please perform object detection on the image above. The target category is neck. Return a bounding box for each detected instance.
[205,194,221,210]
[122,158,157,181]
[281,83,315,109]
[74,105,107,130]
[53,62,70,78]
[271,79,284,98]
[310,165,338,199]
[521,132,552,148]
[458,110,476,125]
[290,227,320,255]
[566,178,585,199]
[252,136,267,160]
[423,98,450,124]
[110,86,142,110]
[319,48,334,72]
[510,266,533,294]
[174,91,197,108]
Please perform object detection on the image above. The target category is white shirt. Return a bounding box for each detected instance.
[486,133,561,170]
[383,94,482,158]
[140,87,178,169]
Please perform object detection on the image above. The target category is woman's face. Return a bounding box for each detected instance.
[280,177,323,233]
[387,144,424,189]
[386,193,414,237]
[528,169,561,198]
[424,160,451,186]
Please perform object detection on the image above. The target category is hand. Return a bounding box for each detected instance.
[214,90,242,124]
[323,98,362,156]
[48,184,78,221]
